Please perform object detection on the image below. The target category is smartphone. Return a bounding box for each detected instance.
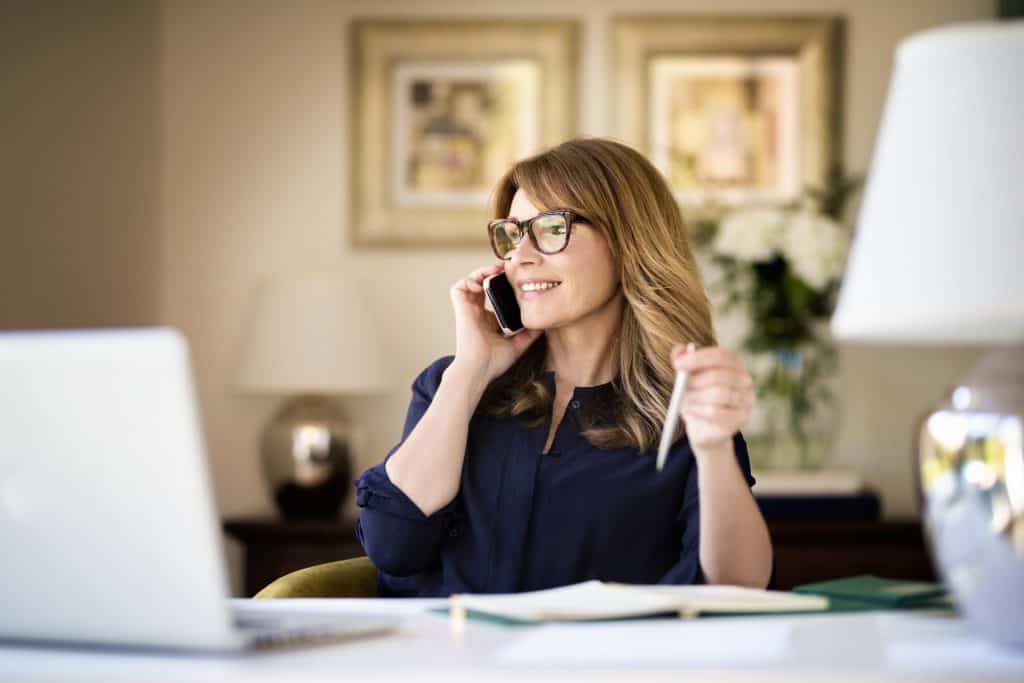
[483,272,524,336]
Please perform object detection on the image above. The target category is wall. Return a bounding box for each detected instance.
[0,0,161,329]
[158,0,996,594]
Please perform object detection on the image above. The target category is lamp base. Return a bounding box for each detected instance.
[260,395,353,521]
[919,345,1024,647]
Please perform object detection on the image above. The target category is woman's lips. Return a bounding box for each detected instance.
[519,281,562,300]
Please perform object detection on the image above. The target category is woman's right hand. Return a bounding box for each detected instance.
[448,262,542,386]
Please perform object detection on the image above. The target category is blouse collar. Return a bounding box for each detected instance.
[539,369,619,399]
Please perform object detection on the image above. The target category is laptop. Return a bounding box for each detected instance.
[0,327,397,651]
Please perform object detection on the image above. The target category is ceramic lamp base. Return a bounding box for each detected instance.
[260,395,353,520]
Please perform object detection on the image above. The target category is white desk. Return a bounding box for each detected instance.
[1,598,1023,682]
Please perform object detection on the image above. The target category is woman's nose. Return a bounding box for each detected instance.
[509,233,540,266]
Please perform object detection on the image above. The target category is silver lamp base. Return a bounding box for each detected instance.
[919,346,1024,647]
[260,395,353,520]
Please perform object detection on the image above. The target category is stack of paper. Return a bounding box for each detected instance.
[450,580,828,624]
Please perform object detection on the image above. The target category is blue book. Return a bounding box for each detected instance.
[756,491,880,522]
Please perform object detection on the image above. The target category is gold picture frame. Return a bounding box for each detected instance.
[612,15,841,208]
[350,19,579,246]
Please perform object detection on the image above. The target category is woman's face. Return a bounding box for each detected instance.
[503,189,621,331]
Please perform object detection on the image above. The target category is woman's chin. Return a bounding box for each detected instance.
[521,312,563,331]
[520,313,543,330]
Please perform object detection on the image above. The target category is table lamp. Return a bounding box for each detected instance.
[236,272,388,520]
[832,21,1024,646]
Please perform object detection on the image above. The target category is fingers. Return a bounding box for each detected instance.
[683,369,753,391]
[452,263,504,296]
[470,263,505,288]
[670,346,752,400]
[684,384,754,410]
[682,401,747,423]
[672,345,743,373]
[669,345,754,441]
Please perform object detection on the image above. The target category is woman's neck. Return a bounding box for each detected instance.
[543,292,624,388]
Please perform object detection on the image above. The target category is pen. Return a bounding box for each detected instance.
[656,343,694,472]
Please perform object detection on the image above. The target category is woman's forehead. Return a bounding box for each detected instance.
[507,188,542,220]
[508,187,569,220]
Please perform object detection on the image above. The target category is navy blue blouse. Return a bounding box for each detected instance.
[354,356,756,598]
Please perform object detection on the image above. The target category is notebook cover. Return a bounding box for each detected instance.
[793,574,947,607]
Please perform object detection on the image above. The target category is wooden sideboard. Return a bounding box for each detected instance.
[223,516,935,596]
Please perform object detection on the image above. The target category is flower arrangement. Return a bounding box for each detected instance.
[691,168,862,469]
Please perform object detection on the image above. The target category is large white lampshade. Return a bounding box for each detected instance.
[832,21,1024,345]
[236,272,388,394]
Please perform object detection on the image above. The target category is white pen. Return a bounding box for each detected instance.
[656,343,695,472]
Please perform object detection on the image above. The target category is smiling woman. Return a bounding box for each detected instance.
[355,138,773,598]
[479,139,719,453]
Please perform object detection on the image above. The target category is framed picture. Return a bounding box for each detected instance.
[612,15,841,208]
[350,19,579,246]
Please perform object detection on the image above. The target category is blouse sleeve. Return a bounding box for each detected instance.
[657,432,757,585]
[353,356,459,577]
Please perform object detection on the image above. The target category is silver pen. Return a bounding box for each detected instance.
[656,343,694,471]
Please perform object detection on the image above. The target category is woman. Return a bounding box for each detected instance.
[355,138,772,597]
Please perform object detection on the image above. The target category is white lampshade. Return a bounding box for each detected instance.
[832,21,1024,344]
[236,272,388,394]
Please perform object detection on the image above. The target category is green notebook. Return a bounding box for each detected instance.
[793,575,950,609]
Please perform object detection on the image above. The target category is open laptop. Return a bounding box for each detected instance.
[0,327,397,651]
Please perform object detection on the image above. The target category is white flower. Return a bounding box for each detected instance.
[780,210,850,290]
[713,209,786,263]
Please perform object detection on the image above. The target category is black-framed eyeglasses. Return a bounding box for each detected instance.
[487,210,589,261]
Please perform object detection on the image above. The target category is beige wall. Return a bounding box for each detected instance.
[2,1,996,596]
[1,1,161,329]
[160,2,994,595]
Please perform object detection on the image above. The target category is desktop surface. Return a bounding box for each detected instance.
[2,597,1023,682]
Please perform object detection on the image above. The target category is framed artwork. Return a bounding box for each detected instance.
[350,19,579,246]
[612,15,841,208]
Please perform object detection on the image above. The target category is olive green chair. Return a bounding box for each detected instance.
[254,555,378,599]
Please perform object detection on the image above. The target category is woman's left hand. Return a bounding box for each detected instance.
[671,345,755,453]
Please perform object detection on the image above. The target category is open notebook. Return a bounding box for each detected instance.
[449,580,828,624]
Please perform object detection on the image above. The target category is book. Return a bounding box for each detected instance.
[793,575,949,608]
[752,468,865,496]
[448,580,829,625]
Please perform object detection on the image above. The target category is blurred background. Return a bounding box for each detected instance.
[0,0,1012,595]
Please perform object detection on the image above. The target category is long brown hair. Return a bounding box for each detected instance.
[478,138,716,452]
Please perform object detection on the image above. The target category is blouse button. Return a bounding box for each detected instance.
[571,400,581,409]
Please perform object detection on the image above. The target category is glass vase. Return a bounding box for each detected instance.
[745,342,840,472]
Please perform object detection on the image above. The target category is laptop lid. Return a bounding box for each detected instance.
[0,328,242,650]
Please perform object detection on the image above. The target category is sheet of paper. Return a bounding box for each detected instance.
[633,584,828,613]
[456,581,827,622]
[455,581,681,622]
[496,618,792,666]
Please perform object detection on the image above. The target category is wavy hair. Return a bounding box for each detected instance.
[477,137,717,452]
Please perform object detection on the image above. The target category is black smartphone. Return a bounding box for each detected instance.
[483,272,524,336]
